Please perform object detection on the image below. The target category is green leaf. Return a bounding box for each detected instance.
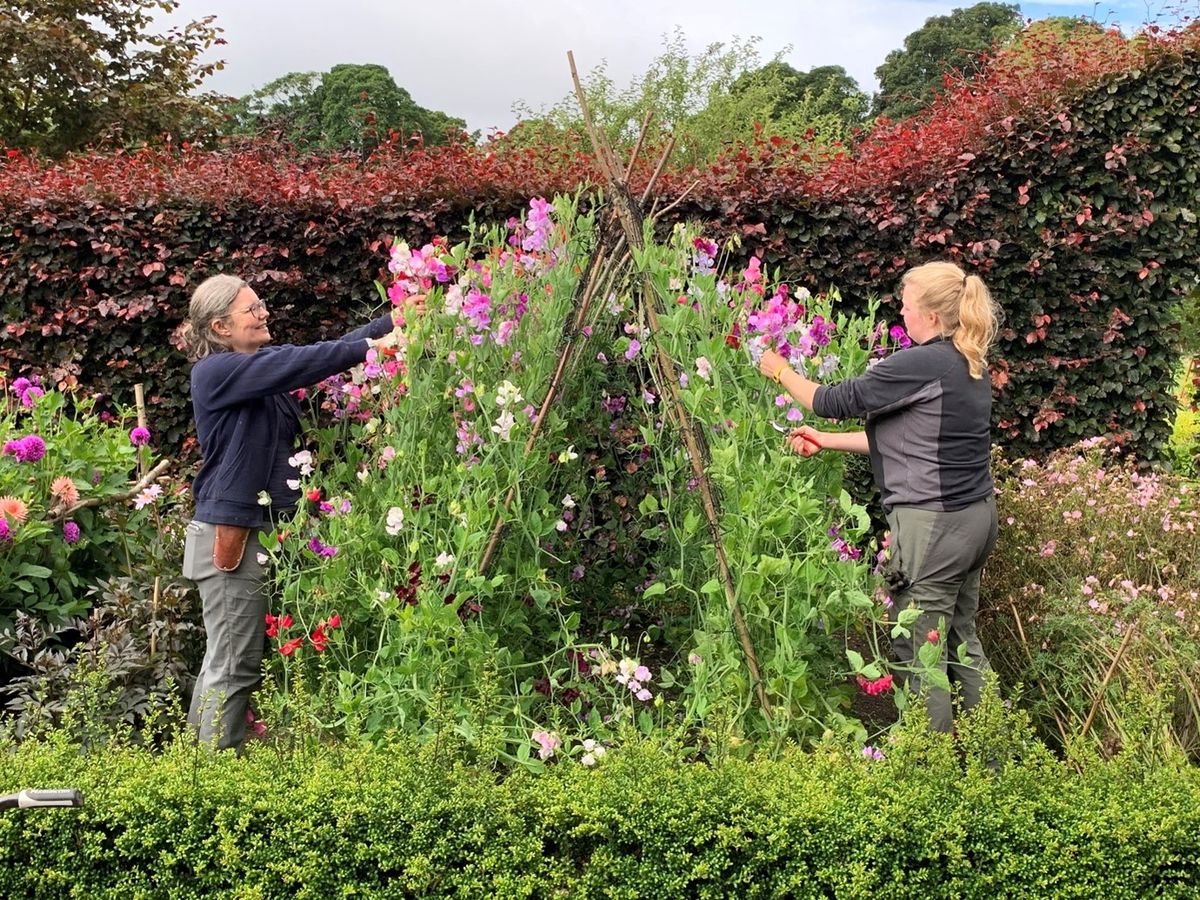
[642,582,667,599]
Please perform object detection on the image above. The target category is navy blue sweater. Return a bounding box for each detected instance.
[189,314,393,527]
[813,336,993,512]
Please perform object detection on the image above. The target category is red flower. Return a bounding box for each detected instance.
[310,625,328,652]
[306,488,322,502]
[927,629,940,643]
[327,613,341,629]
[856,673,895,696]
[725,332,741,349]
[265,612,293,637]
[278,637,304,656]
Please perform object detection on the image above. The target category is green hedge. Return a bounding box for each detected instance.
[2,726,1198,898]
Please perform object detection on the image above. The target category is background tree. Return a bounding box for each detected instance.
[730,61,868,132]
[0,0,225,156]
[510,29,866,166]
[872,2,1023,121]
[224,64,466,153]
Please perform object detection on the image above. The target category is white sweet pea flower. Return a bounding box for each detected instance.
[495,380,523,408]
[557,445,579,463]
[287,450,315,476]
[435,552,455,569]
[286,478,301,491]
[561,494,576,509]
[695,356,712,381]
[491,409,517,442]
[384,506,405,536]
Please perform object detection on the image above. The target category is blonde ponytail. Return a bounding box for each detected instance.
[901,262,999,379]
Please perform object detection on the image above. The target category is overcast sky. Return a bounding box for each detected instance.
[161,0,1192,134]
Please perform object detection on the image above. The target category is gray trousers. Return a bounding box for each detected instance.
[887,496,998,733]
[182,520,269,750]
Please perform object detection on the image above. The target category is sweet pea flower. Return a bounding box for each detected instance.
[695,356,712,381]
[531,729,561,760]
[385,506,405,536]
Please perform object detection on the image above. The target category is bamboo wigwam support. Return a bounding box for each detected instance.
[566,51,773,719]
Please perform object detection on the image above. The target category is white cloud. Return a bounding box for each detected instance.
[163,0,1190,133]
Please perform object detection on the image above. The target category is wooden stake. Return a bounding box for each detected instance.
[133,383,149,479]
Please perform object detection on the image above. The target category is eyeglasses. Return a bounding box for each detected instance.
[228,300,268,318]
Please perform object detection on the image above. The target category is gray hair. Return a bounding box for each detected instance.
[181,274,248,361]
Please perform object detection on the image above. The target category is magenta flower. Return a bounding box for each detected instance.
[10,376,44,408]
[129,426,151,446]
[2,434,46,463]
[63,521,81,544]
[624,339,641,361]
[307,536,338,558]
[0,518,9,542]
[889,324,913,349]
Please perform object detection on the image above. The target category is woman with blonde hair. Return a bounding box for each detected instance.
[758,261,1000,732]
[180,274,420,750]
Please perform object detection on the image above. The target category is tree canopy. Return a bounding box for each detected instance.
[0,0,225,156]
[873,2,1023,121]
[224,64,466,152]
[509,30,868,166]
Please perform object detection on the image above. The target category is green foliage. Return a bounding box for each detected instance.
[1,709,1198,898]
[985,438,1200,759]
[0,0,226,156]
[873,2,1023,120]
[1,576,201,742]
[0,384,174,629]
[224,64,467,152]
[731,62,868,134]
[510,29,857,166]
[248,203,887,757]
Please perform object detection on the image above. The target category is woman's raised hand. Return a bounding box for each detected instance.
[392,293,428,325]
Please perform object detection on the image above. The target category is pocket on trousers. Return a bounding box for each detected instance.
[182,520,207,581]
[213,524,252,573]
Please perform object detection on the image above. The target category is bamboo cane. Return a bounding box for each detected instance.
[133,383,160,657]
[568,51,772,718]
[1080,620,1138,740]
[1009,602,1069,745]
[475,196,624,575]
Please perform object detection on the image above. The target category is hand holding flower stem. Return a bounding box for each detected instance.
[758,348,819,411]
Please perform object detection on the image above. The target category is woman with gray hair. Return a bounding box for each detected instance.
[179,274,420,750]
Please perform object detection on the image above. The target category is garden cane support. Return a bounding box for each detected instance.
[475,117,676,577]
[568,51,773,720]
